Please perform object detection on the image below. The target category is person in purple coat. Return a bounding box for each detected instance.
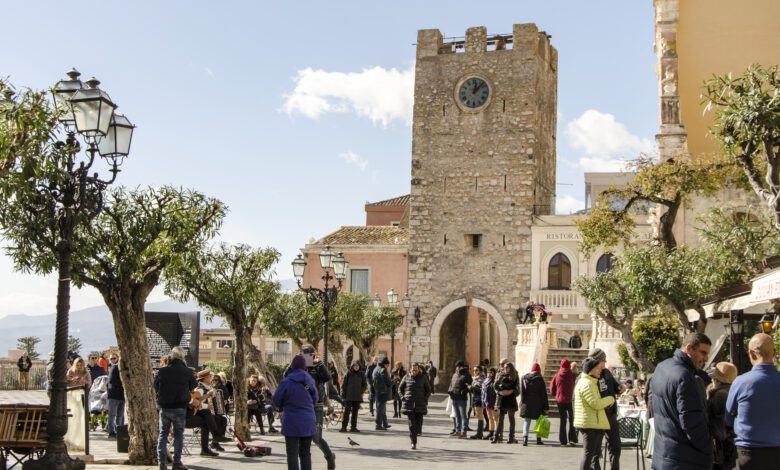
[273,355,318,470]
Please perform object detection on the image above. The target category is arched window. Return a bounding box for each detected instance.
[596,253,615,273]
[548,252,571,289]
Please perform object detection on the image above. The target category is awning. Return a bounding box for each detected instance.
[750,267,780,304]
[686,294,756,321]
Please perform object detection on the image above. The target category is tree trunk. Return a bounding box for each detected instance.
[620,326,655,373]
[232,321,250,441]
[242,333,277,389]
[106,294,159,465]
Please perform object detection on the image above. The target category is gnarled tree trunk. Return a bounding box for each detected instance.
[242,331,277,389]
[105,291,158,465]
[231,319,250,441]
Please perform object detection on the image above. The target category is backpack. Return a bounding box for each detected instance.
[373,369,388,395]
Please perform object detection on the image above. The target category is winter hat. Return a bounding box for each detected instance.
[708,362,738,384]
[560,359,571,369]
[350,359,360,368]
[582,358,600,374]
[291,355,307,370]
[531,363,541,373]
[380,356,390,365]
[196,369,212,380]
[455,360,466,368]
[588,348,607,363]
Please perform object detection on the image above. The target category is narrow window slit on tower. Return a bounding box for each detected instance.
[503,235,506,246]
[444,234,448,245]
[503,175,507,190]
[443,104,446,116]
[503,100,506,112]
[475,176,478,192]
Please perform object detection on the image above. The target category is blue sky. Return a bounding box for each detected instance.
[0,1,658,317]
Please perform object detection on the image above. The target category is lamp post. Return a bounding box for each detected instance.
[373,289,405,366]
[25,69,132,470]
[292,246,347,370]
[729,309,744,374]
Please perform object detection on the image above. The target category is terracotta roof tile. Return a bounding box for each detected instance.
[315,226,409,246]
[366,195,410,207]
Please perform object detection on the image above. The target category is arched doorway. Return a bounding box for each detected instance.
[430,298,508,392]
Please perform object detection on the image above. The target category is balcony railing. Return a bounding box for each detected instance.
[529,289,588,318]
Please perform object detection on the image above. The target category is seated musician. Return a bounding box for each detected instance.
[185,369,230,456]
[247,375,267,434]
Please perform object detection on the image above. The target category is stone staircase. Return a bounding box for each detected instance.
[541,347,589,417]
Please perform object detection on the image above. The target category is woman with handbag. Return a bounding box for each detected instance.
[399,362,431,450]
[520,362,549,446]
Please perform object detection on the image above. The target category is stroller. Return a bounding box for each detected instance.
[88,375,109,431]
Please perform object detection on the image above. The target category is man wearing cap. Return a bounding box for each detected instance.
[651,332,713,470]
[726,333,780,469]
[588,348,623,468]
[574,356,616,469]
[185,369,227,457]
[372,356,393,431]
[195,370,229,442]
[284,345,336,470]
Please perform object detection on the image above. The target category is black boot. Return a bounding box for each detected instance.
[491,432,503,444]
[469,421,484,439]
[483,430,494,441]
[507,433,517,444]
[523,435,528,446]
[537,437,544,445]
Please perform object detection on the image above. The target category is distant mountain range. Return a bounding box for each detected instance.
[2,278,298,358]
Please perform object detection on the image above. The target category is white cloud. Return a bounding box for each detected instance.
[339,151,368,171]
[281,65,414,127]
[556,194,585,215]
[566,109,654,172]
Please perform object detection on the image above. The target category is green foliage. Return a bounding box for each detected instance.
[617,344,638,372]
[165,243,280,329]
[265,362,287,385]
[332,292,402,356]
[704,65,780,232]
[262,291,325,347]
[632,315,680,366]
[68,335,82,356]
[203,360,232,378]
[16,336,41,360]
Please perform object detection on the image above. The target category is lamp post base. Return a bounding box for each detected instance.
[23,446,85,470]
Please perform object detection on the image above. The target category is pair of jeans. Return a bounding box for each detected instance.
[313,404,333,460]
[249,407,265,433]
[285,435,313,470]
[157,408,186,466]
[368,389,376,414]
[557,402,577,444]
[375,399,389,428]
[265,404,276,427]
[341,401,360,430]
[580,429,605,470]
[452,399,468,433]
[107,398,125,435]
[522,417,534,437]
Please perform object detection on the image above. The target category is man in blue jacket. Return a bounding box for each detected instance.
[155,347,196,470]
[726,333,780,469]
[651,333,713,470]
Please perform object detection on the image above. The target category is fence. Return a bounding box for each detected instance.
[0,365,47,391]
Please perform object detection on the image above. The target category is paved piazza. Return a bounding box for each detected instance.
[78,394,647,470]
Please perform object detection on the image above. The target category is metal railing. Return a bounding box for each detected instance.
[0,365,48,391]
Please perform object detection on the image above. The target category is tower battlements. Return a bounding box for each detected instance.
[416,24,556,66]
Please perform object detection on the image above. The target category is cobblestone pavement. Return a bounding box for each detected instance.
[2,391,650,469]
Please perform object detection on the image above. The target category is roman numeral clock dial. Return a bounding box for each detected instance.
[457,76,491,110]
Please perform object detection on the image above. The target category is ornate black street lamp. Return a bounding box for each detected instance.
[292,246,347,370]
[23,69,133,470]
[729,309,744,374]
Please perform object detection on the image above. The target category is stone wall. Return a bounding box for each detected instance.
[407,24,558,365]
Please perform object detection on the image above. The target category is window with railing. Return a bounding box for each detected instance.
[548,252,571,289]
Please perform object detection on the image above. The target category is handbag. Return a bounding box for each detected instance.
[534,415,550,438]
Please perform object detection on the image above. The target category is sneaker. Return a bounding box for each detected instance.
[200,449,219,457]
[375,426,386,431]
[384,424,391,429]
[339,428,347,433]
[172,464,189,470]
[210,442,225,451]
[411,444,417,450]
[349,428,360,433]
[269,427,279,433]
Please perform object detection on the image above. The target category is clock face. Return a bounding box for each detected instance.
[458,77,490,109]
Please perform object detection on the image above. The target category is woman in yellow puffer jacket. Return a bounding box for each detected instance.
[574,357,616,470]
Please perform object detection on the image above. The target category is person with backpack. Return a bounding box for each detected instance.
[273,354,318,470]
[372,357,392,430]
[448,360,473,438]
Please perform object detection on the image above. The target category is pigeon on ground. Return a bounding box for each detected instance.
[347,437,360,447]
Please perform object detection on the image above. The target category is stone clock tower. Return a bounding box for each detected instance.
[407,24,557,375]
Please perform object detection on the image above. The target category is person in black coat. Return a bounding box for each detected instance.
[339,360,367,433]
[650,333,713,470]
[17,351,32,391]
[154,347,197,467]
[106,353,125,438]
[447,360,472,437]
[247,375,268,434]
[520,363,549,446]
[391,362,407,418]
[400,362,432,450]
[493,362,520,444]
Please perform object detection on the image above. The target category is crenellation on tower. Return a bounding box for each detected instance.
[465,26,487,53]
[416,29,444,59]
